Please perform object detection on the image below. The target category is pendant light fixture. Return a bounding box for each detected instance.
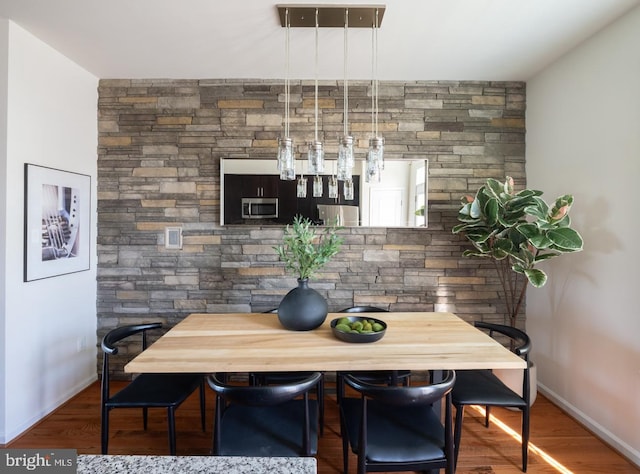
[337,8,354,182]
[313,174,323,197]
[308,8,325,175]
[297,174,308,198]
[344,178,354,200]
[366,8,384,183]
[277,8,295,180]
[328,175,338,199]
[276,5,386,190]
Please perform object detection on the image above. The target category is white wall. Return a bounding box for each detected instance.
[527,6,640,466]
[0,22,98,443]
[0,18,9,441]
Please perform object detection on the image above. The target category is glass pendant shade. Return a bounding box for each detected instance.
[313,175,323,197]
[328,175,338,199]
[366,136,384,183]
[337,136,354,181]
[297,175,308,198]
[308,141,324,174]
[344,178,354,200]
[277,137,295,180]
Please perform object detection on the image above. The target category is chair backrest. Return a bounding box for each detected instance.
[209,371,322,457]
[101,322,163,356]
[343,370,455,406]
[475,321,532,404]
[343,370,456,473]
[208,372,322,406]
[474,321,531,358]
[339,306,389,313]
[101,323,163,404]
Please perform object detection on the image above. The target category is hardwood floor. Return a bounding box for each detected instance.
[4,379,638,473]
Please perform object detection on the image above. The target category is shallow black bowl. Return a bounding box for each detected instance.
[330,316,387,343]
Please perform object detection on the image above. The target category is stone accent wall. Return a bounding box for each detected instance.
[97,79,525,375]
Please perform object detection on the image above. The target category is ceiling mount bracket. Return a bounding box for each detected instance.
[276,4,385,28]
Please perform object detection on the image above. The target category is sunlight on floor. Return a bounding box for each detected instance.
[471,405,573,474]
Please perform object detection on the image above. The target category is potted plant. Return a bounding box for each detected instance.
[453,177,583,404]
[452,177,584,404]
[274,215,343,330]
[452,176,583,328]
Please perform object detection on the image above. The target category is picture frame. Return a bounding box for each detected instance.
[24,164,91,282]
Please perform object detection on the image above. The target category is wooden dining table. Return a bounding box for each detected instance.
[124,311,526,374]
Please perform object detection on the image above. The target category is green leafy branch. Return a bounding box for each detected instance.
[274,215,344,280]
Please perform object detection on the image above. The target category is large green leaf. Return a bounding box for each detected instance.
[452,223,467,233]
[547,227,584,251]
[466,228,493,244]
[485,179,503,199]
[518,242,535,266]
[458,201,472,217]
[469,198,481,219]
[534,252,559,263]
[484,198,499,225]
[552,214,572,228]
[523,196,549,220]
[497,211,521,228]
[516,223,552,248]
[491,238,515,260]
[455,214,477,224]
[524,268,547,287]
[549,195,574,222]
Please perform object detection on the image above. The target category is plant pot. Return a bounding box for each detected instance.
[493,360,537,407]
[277,278,328,331]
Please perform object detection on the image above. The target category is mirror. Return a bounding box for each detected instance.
[221,159,428,227]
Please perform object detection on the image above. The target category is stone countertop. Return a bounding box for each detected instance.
[77,455,316,474]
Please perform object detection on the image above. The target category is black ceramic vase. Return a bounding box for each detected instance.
[277,278,328,331]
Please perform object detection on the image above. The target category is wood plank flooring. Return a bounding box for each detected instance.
[4,380,638,473]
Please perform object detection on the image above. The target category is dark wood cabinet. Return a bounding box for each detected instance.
[242,175,279,198]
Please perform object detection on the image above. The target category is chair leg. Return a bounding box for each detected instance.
[101,406,109,454]
[199,380,206,432]
[357,449,366,474]
[318,375,325,436]
[522,405,530,472]
[167,407,177,455]
[339,410,349,474]
[485,405,491,427]
[453,404,465,471]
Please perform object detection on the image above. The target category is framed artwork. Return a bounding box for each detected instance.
[24,164,91,282]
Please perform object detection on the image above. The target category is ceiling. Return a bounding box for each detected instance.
[1,0,638,81]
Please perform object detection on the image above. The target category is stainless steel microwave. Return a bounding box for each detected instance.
[241,197,278,219]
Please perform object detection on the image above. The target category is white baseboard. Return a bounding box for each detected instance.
[538,382,640,468]
[1,374,97,445]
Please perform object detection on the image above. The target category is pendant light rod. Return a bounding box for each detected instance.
[314,7,319,143]
[374,8,379,137]
[285,8,290,137]
[343,8,348,137]
[370,18,375,138]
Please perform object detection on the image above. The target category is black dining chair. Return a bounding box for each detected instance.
[207,371,322,457]
[249,308,325,435]
[101,322,205,455]
[452,321,532,472]
[339,370,456,474]
[336,306,411,401]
